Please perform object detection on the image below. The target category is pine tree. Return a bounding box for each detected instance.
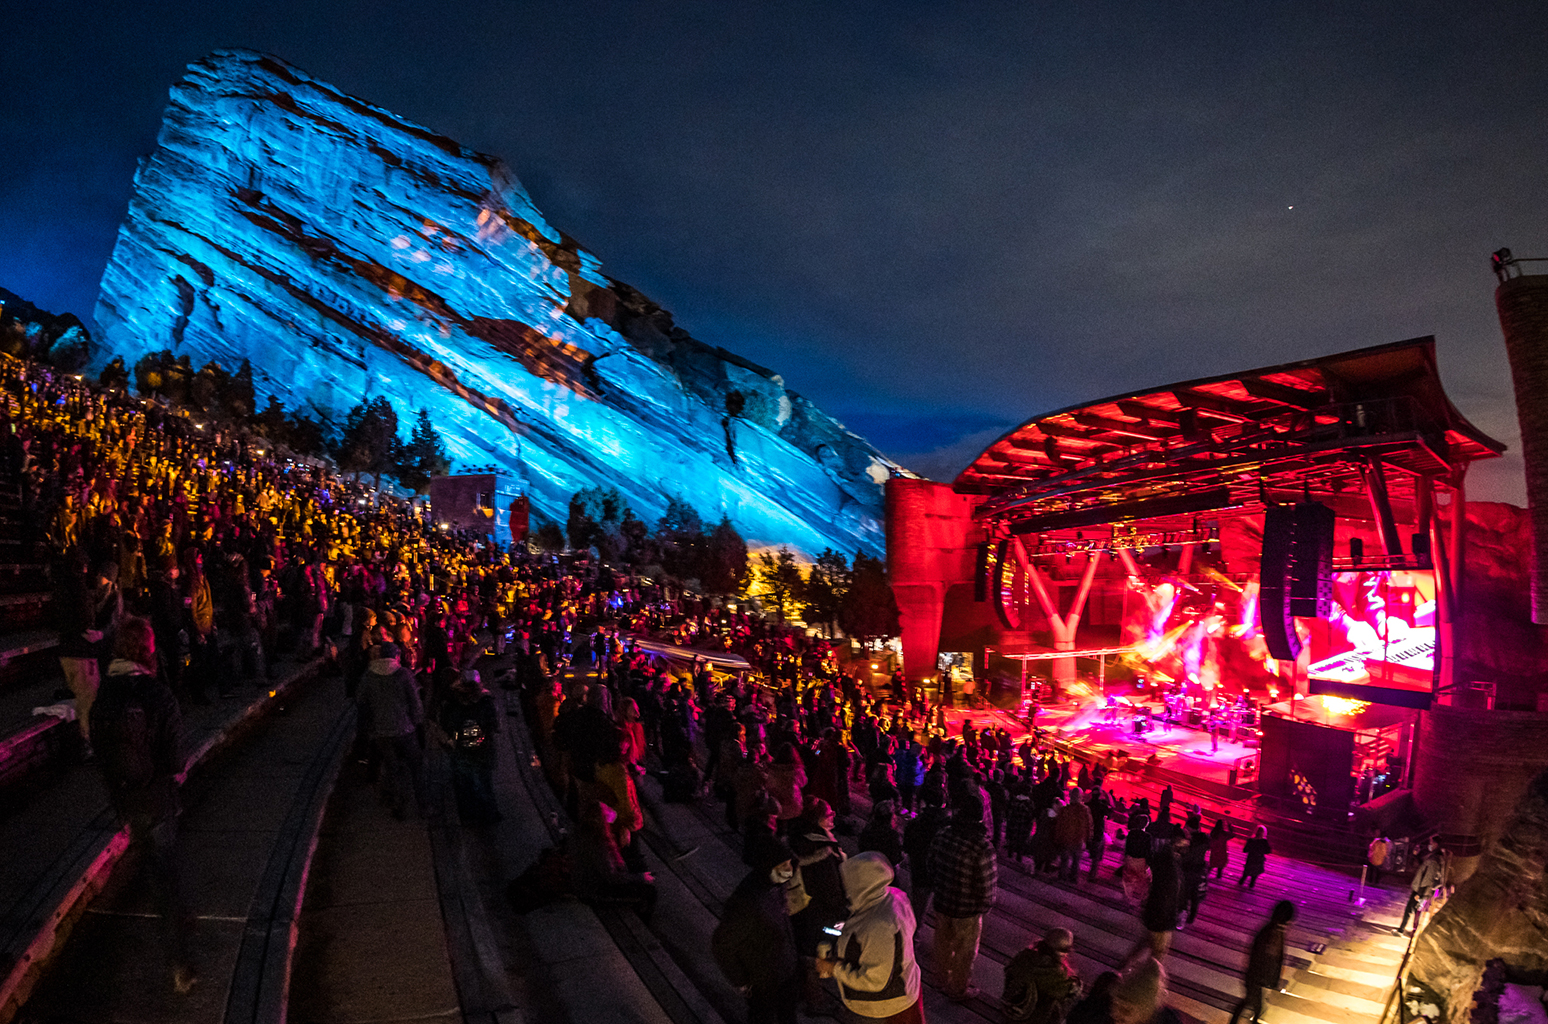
[532,521,566,554]
[133,350,173,398]
[840,552,901,646]
[755,547,806,622]
[394,408,450,494]
[656,496,706,581]
[804,548,850,636]
[703,517,750,596]
[566,486,635,562]
[191,360,227,413]
[222,358,256,420]
[255,395,289,440]
[337,395,398,487]
[98,355,130,391]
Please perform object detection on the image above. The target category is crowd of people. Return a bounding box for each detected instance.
[5,350,1304,1022]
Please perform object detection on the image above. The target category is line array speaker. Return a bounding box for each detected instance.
[1260,504,1302,661]
[1289,501,1335,617]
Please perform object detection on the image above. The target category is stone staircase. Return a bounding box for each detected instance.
[624,766,1415,1024]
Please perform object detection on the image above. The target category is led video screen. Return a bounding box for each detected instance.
[1305,570,1435,708]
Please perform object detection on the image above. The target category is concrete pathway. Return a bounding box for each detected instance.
[13,669,343,1023]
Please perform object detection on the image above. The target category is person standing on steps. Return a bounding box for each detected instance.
[1178,816,1210,928]
[1208,818,1234,880]
[815,852,925,1024]
[903,784,950,918]
[1053,788,1093,883]
[436,668,502,825]
[1398,840,1444,936]
[1086,786,1112,881]
[55,552,105,757]
[1226,900,1295,1024]
[357,642,428,819]
[713,836,802,1024]
[1130,832,1183,962]
[1366,833,1392,888]
[90,617,197,994]
[928,789,999,1001]
[1238,825,1271,889]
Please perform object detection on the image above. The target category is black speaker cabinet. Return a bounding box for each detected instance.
[1260,504,1302,660]
[1290,501,1335,617]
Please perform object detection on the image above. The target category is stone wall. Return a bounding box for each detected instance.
[1413,706,1548,879]
[1409,767,1548,1024]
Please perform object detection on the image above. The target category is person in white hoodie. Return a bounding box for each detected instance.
[816,851,925,1023]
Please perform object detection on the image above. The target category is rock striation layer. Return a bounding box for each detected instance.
[96,50,903,554]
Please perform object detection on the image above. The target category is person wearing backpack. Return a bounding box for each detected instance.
[1003,928,1084,1024]
[90,616,196,994]
[357,642,427,819]
[437,669,501,825]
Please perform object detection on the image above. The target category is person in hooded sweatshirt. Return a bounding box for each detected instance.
[357,642,427,818]
[713,835,801,1024]
[816,851,925,1023]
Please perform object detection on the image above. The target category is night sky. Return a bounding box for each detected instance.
[4,2,1546,500]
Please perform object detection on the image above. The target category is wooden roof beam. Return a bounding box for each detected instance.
[1241,377,1327,410]
[1039,421,1101,442]
[1174,386,1285,421]
[1071,412,1174,440]
[1120,401,1182,424]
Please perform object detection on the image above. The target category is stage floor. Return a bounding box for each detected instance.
[926,692,1261,796]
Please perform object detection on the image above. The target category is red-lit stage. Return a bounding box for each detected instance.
[888,338,1505,818]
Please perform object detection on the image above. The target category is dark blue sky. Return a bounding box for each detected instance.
[4,1,1545,498]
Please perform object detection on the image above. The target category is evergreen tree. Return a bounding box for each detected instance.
[221,358,256,420]
[98,355,130,391]
[703,517,749,596]
[755,546,806,622]
[567,487,604,553]
[568,486,630,557]
[656,496,706,581]
[166,355,194,407]
[287,407,329,458]
[191,360,229,414]
[531,521,566,554]
[804,548,850,636]
[255,395,289,441]
[133,350,173,398]
[840,552,901,647]
[394,408,451,494]
[337,395,399,487]
[618,508,653,567]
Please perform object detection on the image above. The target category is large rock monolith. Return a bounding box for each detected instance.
[96,50,903,554]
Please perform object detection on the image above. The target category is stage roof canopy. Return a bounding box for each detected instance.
[957,338,1503,533]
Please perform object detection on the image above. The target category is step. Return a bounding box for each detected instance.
[0,632,57,666]
[1284,975,1388,1018]
[1291,967,1390,1006]
[1264,986,1383,1024]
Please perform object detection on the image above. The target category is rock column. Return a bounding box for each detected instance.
[1496,272,1548,623]
[1408,767,1548,1024]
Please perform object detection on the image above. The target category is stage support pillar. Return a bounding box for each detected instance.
[886,478,979,681]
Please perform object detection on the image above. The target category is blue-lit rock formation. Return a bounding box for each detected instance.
[96,50,902,555]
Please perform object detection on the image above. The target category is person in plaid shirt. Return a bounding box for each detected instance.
[928,790,999,1000]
